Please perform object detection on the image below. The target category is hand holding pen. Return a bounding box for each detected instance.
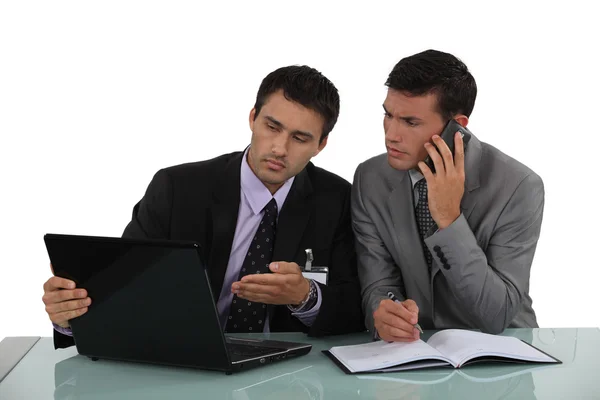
[372,291,423,342]
[387,292,423,334]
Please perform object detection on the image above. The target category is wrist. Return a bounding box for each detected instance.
[292,278,311,306]
[437,211,461,229]
[288,279,317,312]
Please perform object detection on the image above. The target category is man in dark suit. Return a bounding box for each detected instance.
[42,65,365,349]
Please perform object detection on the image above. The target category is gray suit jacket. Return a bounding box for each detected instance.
[351,134,543,334]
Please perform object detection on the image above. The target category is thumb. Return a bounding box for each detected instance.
[269,261,301,274]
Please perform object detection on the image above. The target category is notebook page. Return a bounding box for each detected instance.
[427,329,555,367]
[328,339,453,373]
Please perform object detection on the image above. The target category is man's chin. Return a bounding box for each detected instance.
[257,170,287,185]
[387,154,415,171]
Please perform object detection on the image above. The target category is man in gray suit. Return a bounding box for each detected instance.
[352,49,543,342]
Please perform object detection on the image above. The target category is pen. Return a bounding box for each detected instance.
[387,291,424,334]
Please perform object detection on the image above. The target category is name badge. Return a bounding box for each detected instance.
[301,249,328,285]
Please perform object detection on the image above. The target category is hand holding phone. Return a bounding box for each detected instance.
[419,119,471,229]
[423,119,472,173]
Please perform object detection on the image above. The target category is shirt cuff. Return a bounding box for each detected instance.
[53,323,74,337]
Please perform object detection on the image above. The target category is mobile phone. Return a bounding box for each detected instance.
[423,119,472,173]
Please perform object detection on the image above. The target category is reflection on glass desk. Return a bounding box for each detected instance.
[0,328,598,399]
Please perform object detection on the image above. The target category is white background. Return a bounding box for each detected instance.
[1,1,598,342]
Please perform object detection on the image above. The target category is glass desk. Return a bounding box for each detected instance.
[1,328,598,399]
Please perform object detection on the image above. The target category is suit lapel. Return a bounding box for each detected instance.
[459,135,482,222]
[272,167,312,262]
[388,171,433,317]
[208,153,243,300]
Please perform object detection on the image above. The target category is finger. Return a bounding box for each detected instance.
[454,131,465,176]
[43,276,76,292]
[377,322,418,341]
[387,330,421,342]
[378,310,417,335]
[379,329,420,342]
[432,134,454,172]
[382,300,418,325]
[424,141,445,175]
[42,288,87,305]
[239,273,280,285]
[236,291,275,304]
[417,161,434,182]
[45,298,91,314]
[379,323,421,342]
[402,299,419,315]
[269,261,301,274]
[234,282,281,297]
[50,307,89,325]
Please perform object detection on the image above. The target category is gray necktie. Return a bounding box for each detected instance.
[415,179,435,269]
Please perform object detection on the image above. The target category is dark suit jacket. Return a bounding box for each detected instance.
[54,151,365,348]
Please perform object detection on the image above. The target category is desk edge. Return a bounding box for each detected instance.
[0,337,41,383]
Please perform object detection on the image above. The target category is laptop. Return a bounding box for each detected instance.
[43,233,312,374]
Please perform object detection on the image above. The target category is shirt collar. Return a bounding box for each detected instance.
[408,168,424,188]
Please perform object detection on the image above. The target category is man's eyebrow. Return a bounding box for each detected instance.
[382,105,423,122]
[265,116,284,128]
[265,115,314,139]
[292,130,314,139]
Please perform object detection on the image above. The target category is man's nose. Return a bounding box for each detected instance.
[271,133,289,156]
[385,120,404,143]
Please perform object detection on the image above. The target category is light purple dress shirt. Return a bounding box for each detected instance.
[216,147,321,331]
[54,148,322,336]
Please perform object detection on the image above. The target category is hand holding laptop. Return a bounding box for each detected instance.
[42,265,91,328]
[43,234,312,373]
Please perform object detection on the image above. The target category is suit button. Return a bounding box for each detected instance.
[440,256,447,264]
[443,264,451,270]
[433,245,441,252]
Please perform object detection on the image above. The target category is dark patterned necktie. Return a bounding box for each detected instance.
[415,179,435,269]
[225,198,278,333]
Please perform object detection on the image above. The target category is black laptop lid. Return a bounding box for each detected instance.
[44,234,233,372]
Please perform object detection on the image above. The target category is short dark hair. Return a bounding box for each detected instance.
[253,65,340,143]
[385,49,477,121]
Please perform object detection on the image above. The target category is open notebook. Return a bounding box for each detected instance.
[323,329,560,374]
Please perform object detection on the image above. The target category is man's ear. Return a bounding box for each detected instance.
[315,135,328,156]
[249,108,256,131]
[454,114,469,127]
